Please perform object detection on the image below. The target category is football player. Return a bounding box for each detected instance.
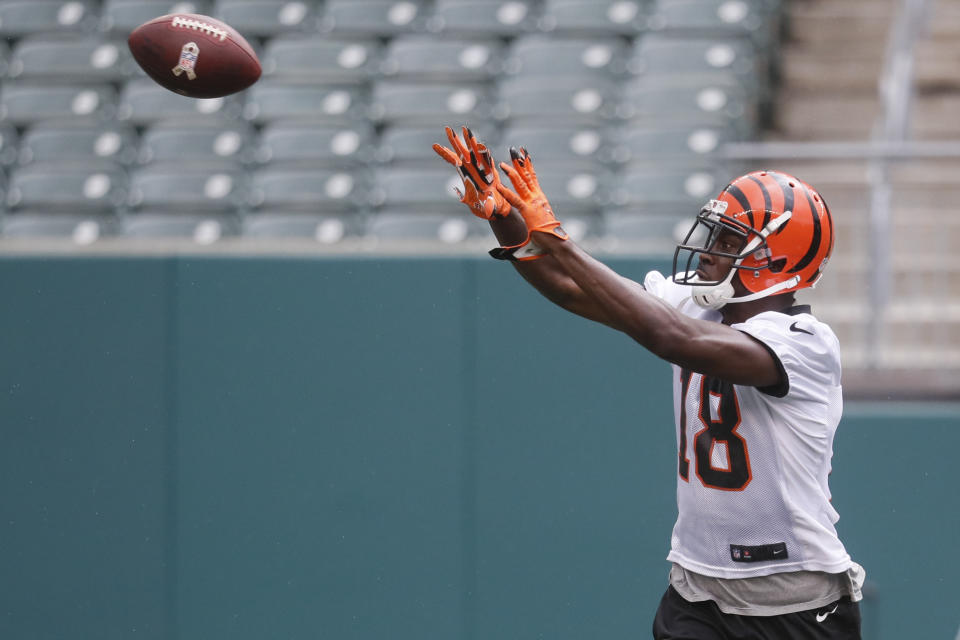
[435,126,866,640]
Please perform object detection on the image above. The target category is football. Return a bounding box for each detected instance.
[128,13,261,99]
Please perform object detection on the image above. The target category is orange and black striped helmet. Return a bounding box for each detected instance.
[673,170,834,308]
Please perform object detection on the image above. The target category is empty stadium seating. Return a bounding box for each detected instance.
[19,121,137,165]
[137,120,254,165]
[0,1,100,38]
[122,212,237,242]
[117,78,238,123]
[100,1,212,34]
[366,211,473,244]
[6,162,127,212]
[248,167,368,212]
[243,211,356,242]
[507,35,629,78]
[0,82,118,124]
[243,81,368,123]
[0,0,783,241]
[256,120,375,166]
[540,0,646,36]
[1,211,115,241]
[261,34,382,83]
[320,0,431,35]
[432,0,540,36]
[127,163,246,212]
[381,36,505,81]
[212,0,318,37]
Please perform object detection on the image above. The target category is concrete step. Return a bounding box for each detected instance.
[913,40,960,91]
[780,57,881,92]
[785,0,895,45]
[779,43,884,92]
[910,94,960,137]
[926,0,960,40]
[771,92,880,139]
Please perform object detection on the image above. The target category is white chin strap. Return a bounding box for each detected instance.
[687,271,802,310]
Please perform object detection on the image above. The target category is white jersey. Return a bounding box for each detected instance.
[644,271,852,579]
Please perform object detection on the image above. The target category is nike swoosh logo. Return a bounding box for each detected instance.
[790,321,814,335]
[816,604,839,623]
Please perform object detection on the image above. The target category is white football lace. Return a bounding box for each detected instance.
[171,16,228,42]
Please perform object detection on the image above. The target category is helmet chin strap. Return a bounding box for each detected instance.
[688,270,802,310]
[688,270,736,310]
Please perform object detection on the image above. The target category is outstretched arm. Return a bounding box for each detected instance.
[496,148,781,387]
[487,211,621,325]
[529,231,781,387]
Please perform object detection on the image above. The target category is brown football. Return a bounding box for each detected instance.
[128,13,261,99]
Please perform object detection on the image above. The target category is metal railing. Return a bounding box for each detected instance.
[724,0,936,370]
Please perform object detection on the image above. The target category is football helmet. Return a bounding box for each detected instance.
[673,170,834,310]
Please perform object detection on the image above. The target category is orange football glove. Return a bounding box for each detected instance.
[432,126,511,220]
[497,146,568,240]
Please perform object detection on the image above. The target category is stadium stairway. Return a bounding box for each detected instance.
[765,0,960,397]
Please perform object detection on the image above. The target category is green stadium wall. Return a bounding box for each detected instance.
[0,256,956,640]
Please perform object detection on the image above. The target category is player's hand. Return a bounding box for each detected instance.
[433,126,512,220]
[497,147,567,240]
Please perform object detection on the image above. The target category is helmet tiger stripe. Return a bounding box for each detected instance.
[719,170,833,296]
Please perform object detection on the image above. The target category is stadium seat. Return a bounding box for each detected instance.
[431,0,539,36]
[0,40,11,77]
[0,83,118,125]
[556,211,602,242]
[498,75,619,123]
[520,160,614,214]
[611,166,728,212]
[506,35,629,78]
[260,34,381,83]
[100,1,212,34]
[138,121,254,165]
[127,165,247,212]
[243,82,369,123]
[212,0,317,37]
[629,34,763,88]
[370,81,495,124]
[9,36,136,82]
[255,121,375,166]
[648,0,779,45]
[1,212,115,242]
[614,124,743,164]
[378,123,499,164]
[122,213,237,243]
[6,163,127,213]
[0,167,9,203]
[366,211,474,244]
[540,0,646,36]
[380,36,505,81]
[0,123,20,166]
[0,1,99,37]
[497,124,614,166]
[601,209,691,253]
[117,78,241,124]
[248,167,367,211]
[243,212,356,242]
[620,76,758,135]
[19,122,138,166]
[371,167,462,211]
[320,0,430,36]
